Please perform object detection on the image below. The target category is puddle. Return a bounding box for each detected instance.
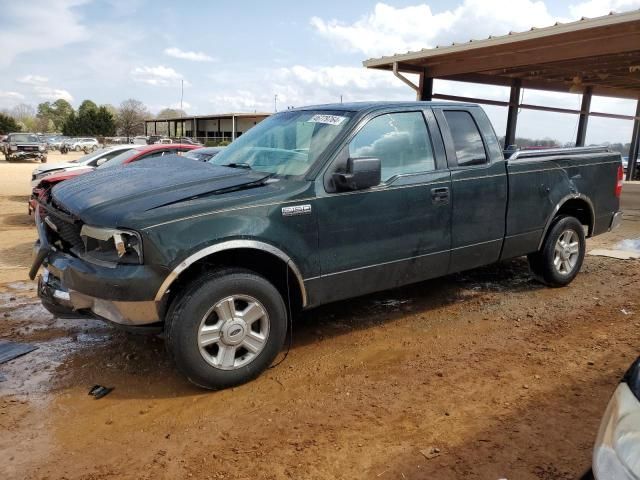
[615,238,640,252]
[0,294,111,395]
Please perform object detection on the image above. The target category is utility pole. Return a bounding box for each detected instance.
[274,94,278,113]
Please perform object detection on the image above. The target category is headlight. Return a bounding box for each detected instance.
[10,144,17,151]
[38,145,45,151]
[80,225,143,265]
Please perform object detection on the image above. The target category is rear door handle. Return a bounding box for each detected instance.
[431,187,450,205]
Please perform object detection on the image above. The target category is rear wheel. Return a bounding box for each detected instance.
[166,268,288,389]
[528,215,585,287]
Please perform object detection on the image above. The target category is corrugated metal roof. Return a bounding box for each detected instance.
[363,9,640,68]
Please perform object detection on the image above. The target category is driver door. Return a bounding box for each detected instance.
[309,109,452,305]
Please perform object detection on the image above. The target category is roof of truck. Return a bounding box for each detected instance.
[293,101,478,112]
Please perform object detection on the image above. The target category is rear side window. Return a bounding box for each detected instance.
[349,111,435,181]
[443,111,487,167]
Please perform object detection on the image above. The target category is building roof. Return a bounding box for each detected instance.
[146,112,271,122]
[364,9,640,99]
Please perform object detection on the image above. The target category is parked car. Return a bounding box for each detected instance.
[30,143,201,204]
[28,145,138,215]
[177,137,203,146]
[31,145,136,186]
[3,132,47,162]
[67,137,99,152]
[154,138,173,144]
[32,101,623,390]
[582,357,640,479]
[184,146,225,162]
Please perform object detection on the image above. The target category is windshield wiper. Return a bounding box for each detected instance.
[220,162,251,170]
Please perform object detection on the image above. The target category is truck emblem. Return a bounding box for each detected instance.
[282,204,312,216]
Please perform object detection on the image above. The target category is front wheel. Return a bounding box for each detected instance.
[75,145,81,151]
[166,268,288,389]
[528,215,585,287]
[41,156,47,163]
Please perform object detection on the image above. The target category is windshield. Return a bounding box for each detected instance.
[10,134,39,143]
[70,147,111,164]
[209,110,354,177]
[97,149,139,169]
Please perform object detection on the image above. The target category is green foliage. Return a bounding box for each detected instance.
[62,102,116,136]
[0,113,20,134]
[37,99,74,132]
[205,139,231,147]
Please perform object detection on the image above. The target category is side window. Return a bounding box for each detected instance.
[349,112,435,181]
[443,111,487,166]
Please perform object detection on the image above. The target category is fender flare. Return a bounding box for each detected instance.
[154,239,307,306]
[538,193,595,250]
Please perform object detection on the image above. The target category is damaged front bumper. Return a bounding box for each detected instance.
[38,268,160,325]
[31,210,168,326]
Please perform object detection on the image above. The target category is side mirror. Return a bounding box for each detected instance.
[96,157,108,166]
[332,157,381,191]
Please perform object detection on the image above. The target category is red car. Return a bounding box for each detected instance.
[30,143,200,215]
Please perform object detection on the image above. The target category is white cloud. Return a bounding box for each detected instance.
[311,1,556,58]
[131,65,188,86]
[0,91,25,101]
[569,0,640,17]
[33,86,73,102]
[17,75,49,85]
[164,47,215,62]
[0,0,89,68]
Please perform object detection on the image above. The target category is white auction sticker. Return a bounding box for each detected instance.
[307,114,347,125]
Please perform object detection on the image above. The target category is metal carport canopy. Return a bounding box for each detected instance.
[363,9,640,180]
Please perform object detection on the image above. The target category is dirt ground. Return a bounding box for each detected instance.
[0,152,639,480]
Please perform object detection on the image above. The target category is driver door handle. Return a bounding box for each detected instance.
[431,187,450,205]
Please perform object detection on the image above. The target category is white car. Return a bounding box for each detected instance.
[588,356,640,479]
[30,145,135,187]
[67,137,99,151]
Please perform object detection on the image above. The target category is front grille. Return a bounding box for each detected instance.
[44,212,84,254]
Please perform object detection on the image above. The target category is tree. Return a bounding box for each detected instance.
[78,99,98,117]
[61,103,116,136]
[0,113,20,134]
[37,99,74,132]
[117,99,149,138]
[10,103,35,123]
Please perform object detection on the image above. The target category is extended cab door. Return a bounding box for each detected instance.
[433,106,508,273]
[308,109,452,306]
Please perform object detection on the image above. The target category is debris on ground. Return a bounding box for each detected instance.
[0,340,38,364]
[588,248,640,259]
[88,385,114,400]
[419,447,441,459]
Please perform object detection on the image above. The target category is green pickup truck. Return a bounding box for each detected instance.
[32,102,624,389]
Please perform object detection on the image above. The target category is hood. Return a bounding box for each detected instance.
[51,155,272,226]
[34,161,89,175]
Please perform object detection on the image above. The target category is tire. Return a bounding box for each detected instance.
[527,215,585,287]
[166,268,288,390]
[75,145,81,151]
[41,156,47,163]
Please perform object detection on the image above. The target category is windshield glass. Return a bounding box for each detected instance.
[10,134,39,143]
[97,149,139,169]
[209,110,354,177]
[70,147,111,164]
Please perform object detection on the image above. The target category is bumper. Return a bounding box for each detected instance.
[610,211,623,231]
[592,383,640,480]
[10,150,45,159]
[31,211,168,326]
[38,268,160,325]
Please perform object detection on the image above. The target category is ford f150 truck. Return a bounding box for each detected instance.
[31,102,623,389]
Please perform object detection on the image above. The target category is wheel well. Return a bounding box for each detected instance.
[556,198,593,236]
[163,248,304,318]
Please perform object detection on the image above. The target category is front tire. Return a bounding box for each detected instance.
[528,215,585,287]
[166,268,288,389]
[75,145,81,151]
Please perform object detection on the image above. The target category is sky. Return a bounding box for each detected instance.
[0,0,639,144]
